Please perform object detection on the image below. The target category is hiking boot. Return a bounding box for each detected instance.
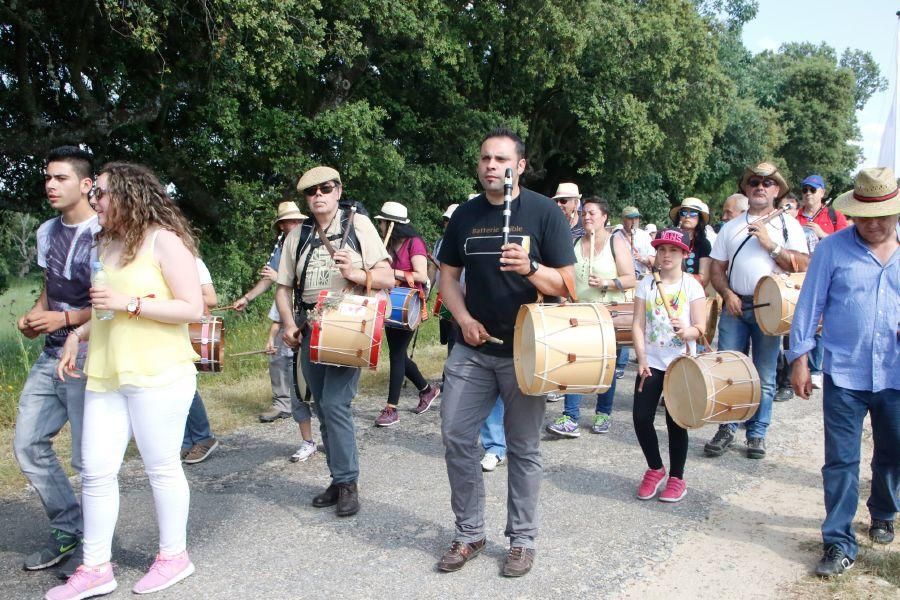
[413,385,440,414]
[481,453,505,472]
[437,539,486,572]
[545,392,562,403]
[24,529,80,571]
[637,467,667,500]
[704,426,735,457]
[290,440,317,463]
[182,438,219,464]
[259,408,291,423]
[815,544,854,577]
[132,551,195,594]
[375,405,399,427]
[869,519,895,544]
[45,563,117,600]
[590,413,611,434]
[312,484,339,508]
[336,483,360,517]
[57,544,83,581]
[774,387,793,402]
[502,546,535,577]
[546,415,580,438]
[746,437,766,459]
[659,477,687,503]
[810,373,824,389]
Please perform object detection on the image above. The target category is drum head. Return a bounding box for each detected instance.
[663,356,709,430]
[754,276,784,336]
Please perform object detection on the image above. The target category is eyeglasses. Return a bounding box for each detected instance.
[555,197,574,204]
[747,177,778,189]
[90,186,109,202]
[801,186,818,194]
[303,182,337,197]
[679,209,700,218]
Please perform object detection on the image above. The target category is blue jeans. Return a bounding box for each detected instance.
[182,391,214,450]
[821,376,899,559]
[809,334,824,375]
[480,396,506,459]
[717,307,780,439]
[562,346,622,420]
[13,353,85,536]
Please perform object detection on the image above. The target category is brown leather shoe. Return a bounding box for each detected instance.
[501,546,535,577]
[437,539,486,572]
[336,483,359,517]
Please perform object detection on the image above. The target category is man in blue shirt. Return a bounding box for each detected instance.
[788,167,900,577]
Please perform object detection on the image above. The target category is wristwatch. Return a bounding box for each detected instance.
[526,259,540,277]
[126,297,139,316]
[769,243,783,259]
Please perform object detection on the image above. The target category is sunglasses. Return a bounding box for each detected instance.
[801,186,819,194]
[679,209,700,218]
[747,177,778,189]
[90,186,109,202]
[303,182,337,197]
[555,197,574,204]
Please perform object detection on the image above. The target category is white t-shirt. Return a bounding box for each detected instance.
[196,258,212,285]
[268,301,293,358]
[635,274,706,371]
[709,211,808,296]
[614,227,655,275]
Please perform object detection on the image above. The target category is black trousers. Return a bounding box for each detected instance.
[384,326,428,406]
[633,367,688,479]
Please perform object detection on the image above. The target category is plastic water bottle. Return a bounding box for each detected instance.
[91,261,115,320]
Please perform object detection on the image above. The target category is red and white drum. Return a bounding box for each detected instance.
[190,316,225,373]
[308,291,386,370]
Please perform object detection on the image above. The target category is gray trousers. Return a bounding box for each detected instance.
[269,353,311,423]
[440,344,546,549]
[300,336,360,484]
[13,353,86,536]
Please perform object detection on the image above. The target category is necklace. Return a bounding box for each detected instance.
[654,275,685,313]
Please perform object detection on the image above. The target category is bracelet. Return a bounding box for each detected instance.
[64,311,71,327]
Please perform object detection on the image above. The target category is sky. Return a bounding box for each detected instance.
[741,0,898,172]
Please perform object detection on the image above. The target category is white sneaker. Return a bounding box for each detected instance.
[481,453,505,472]
[811,373,823,390]
[290,441,317,463]
[545,392,562,403]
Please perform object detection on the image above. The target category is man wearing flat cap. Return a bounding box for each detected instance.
[705,161,809,460]
[788,167,899,577]
[275,166,393,517]
[615,205,655,280]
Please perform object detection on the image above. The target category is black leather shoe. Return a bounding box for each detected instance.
[815,544,854,577]
[312,484,339,508]
[870,519,895,544]
[746,437,766,459]
[336,483,359,517]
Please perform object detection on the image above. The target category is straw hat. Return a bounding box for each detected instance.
[833,167,900,217]
[740,162,789,199]
[274,201,306,224]
[552,182,581,200]
[296,166,341,192]
[374,201,410,224]
[669,197,709,225]
[442,204,459,219]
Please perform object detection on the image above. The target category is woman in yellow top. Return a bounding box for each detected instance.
[546,197,635,439]
[48,163,204,600]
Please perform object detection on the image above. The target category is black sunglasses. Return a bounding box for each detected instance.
[679,209,700,218]
[801,186,819,194]
[90,186,109,201]
[555,197,575,204]
[303,182,337,197]
[747,177,778,189]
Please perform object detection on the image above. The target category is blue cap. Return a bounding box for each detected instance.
[801,175,825,190]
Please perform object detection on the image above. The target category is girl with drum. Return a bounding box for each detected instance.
[49,163,204,598]
[373,202,440,427]
[668,197,712,287]
[632,228,706,503]
[545,197,635,438]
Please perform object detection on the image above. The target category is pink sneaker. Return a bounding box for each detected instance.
[45,563,117,600]
[132,551,195,594]
[659,476,687,503]
[636,467,667,500]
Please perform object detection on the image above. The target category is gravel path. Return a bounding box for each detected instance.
[0,363,830,599]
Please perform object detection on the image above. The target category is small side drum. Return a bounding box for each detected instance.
[605,301,634,346]
[705,295,721,346]
[513,302,617,396]
[432,293,453,321]
[663,351,761,429]
[190,316,225,373]
[385,287,423,330]
[753,272,805,336]
[309,291,386,370]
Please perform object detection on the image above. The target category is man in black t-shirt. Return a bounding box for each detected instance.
[436,128,575,577]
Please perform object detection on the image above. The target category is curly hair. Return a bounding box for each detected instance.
[95,162,198,265]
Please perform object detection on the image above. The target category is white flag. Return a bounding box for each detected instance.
[878,16,900,171]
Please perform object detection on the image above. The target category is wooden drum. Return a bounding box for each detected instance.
[309,291,387,370]
[663,351,761,429]
[513,303,617,396]
[605,301,634,346]
[432,293,453,321]
[753,272,805,336]
[190,316,225,373]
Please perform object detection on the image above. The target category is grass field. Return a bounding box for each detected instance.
[0,280,446,494]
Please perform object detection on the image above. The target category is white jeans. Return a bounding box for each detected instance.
[81,375,196,565]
